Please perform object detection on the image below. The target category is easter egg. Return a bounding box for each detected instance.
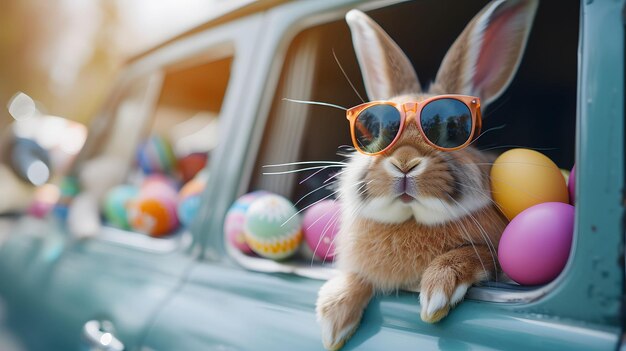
[498,202,574,285]
[302,200,341,261]
[142,174,178,192]
[224,190,269,254]
[244,194,302,260]
[568,165,576,205]
[28,184,61,218]
[137,135,177,175]
[104,185,139,229]
[177,177,206,227]
[178,153,208,183]
[128,183,179,237]
[490,149,569,220]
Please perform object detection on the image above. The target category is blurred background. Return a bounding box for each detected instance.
[0,0,239,213]
[0,0,232,129]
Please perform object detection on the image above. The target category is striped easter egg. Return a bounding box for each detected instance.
[244,194,302,260]
[137,135,177,175]
[224,190,269,254]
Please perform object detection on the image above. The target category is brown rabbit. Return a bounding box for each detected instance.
[316,1,538,349]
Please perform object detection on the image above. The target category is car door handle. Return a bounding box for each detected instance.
[82,320,125,351]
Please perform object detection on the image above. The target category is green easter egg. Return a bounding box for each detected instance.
[244,194,302,260]
[104,185,140,229]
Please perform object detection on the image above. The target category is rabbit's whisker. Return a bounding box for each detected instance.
[282,98,347,111]
[282,181,367,227]
[333,49,365,103]
[262,165,345,175]
[450,180,507,216]
[314,207,342,266]
[320,181,372,266]
[468,161,564,170]
[282,191,338,227]
[465,124,506,147]
[478,145,558,152]
[444,193,499,282]
[263,161,346,167]
[299,166,331,185]
[294,180,340,207]
[308,179,371,266]
[323,170,347,184]
[482,95,511,118]
[434,196,488,278]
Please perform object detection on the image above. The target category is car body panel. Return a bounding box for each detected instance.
[0,217,194,350]
[143,263,619,351]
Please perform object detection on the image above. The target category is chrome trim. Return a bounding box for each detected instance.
[82,320,125,351]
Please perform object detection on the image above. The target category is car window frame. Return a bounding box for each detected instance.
[195,0,624,326]
[71,12,267,255]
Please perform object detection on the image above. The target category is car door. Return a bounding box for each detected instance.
[142,0,624,350]
[0,8,265,351]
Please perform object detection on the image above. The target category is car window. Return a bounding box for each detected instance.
[100,74,162,168]
[85,49,235,250]
[231,0,579,294]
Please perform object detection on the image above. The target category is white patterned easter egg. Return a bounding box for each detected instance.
[244,194,302,260]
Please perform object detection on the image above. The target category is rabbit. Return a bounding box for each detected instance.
[316,0,538,349]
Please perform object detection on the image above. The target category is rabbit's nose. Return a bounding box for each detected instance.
[390,158,422,174]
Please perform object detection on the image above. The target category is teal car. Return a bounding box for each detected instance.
[0,0,622,350]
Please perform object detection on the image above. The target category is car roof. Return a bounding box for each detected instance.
[126,0,290,64]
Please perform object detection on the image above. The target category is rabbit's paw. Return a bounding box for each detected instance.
[316,274,373,350]
[419,269,470,323]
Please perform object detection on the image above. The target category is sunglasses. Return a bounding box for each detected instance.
[346,95,482,155]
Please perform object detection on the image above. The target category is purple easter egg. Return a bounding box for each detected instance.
[568,165,576,205]
[224,191,269,254]
[302,200,341,261]
[498,202,574,285]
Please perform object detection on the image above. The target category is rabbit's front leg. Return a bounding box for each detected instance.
[316,272,374,351]
[419,245,496,323]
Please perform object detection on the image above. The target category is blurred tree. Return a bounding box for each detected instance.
[0,0,122,129]
[0,0,225,130]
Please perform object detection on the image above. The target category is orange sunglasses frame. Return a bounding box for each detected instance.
[346,94,482,155]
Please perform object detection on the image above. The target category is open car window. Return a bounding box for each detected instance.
[229,0,579,296]
[88,49,234,252]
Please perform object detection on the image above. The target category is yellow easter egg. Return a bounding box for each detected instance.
[490,149,569,220]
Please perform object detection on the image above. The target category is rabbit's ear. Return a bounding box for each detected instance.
[346,9,421,101]
[432,0,538,106]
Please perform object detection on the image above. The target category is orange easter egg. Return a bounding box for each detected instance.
[490,149,569,220]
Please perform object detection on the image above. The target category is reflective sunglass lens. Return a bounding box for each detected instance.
[354,104,401,154]
[420,98,472,149]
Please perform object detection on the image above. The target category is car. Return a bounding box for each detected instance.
[0,0,623,350]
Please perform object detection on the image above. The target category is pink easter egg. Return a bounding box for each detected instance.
[498,202,574,285]
[568,165,576,205]
[224,191,269,254]
[142,174,178,192]
[302,200,341,261]
[28,200,53,218]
